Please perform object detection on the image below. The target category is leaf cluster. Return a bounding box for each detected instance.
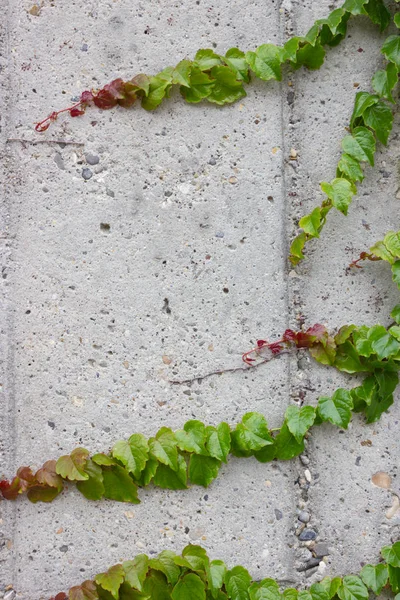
[289,12,399,265]
[49,541,400,600]
[0,321,398,504]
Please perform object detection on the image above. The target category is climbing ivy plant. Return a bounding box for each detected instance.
[2,0,400,598]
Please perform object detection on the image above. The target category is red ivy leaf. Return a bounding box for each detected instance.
[70,108,86,117]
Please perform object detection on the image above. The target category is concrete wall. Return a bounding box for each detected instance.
[0,0,399,597]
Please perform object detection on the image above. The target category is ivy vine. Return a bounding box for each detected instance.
[48,542,400,600]
[2,0,400,598]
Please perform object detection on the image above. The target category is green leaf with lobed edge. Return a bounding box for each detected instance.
[205,423,231,462]
[393,260,400,288]
[341,127,376,166]
[123,555,149,592]
[382,542,400,567]
[76,459,105,500]
[285,405,316,443]
[207,66,247,105]
[381,35,400,69]
[206,560,226,599]
[299,207,321,237]
[350,92,378,127]
[102,465,140,504]
[320,178,356,215]
[224,48,250,82]
[56,447,90,482]
[248,578,280,600]
[372,62,398,102]
[189,454,221,487]
[391,304,400,324]
[225,566,252,600]
[172,573,206,600]
[317,388,353,429]
[150,551,181,586]
[152,453,187,490]
[95,565,125,600]
[231,412,273,455]
[149,427,179,471]
[388,566,400,594]
[175,420,207,455]
[180,67,215,103]
[245,44,283,81]
[274,422,305,460]
[141,68,173,111]
[194,49,222,71]
[337,153,364,182]
[112,434,149,480]
[360,563,388,595]
[363,101,393,145]
[337,575,368,600]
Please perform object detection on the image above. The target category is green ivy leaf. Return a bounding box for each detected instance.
[319,577,341,599]
[285,405,316,444]
[150,551,181,586]
[282,590,298,600]
[337,575,368,600]
[231,412,273,455]
[282,37,302,62]
[102,465,140,504]
[149,427,179,471]
[384,231,400,257]
[172,573,206,600]
[205,423,231,462]
[372,62,398,102]
[393,260,400,289]
[274,423,304,460]
[299,207,321,237]
[309,583,329,600]
[175,421,207,454]
[180,67,215,103]
[289,232,307,265]
[363,101,393,145]
[189,454,221,487]
[26,485,63,504]
[317,388,353,429]
[245,44,283,81]
[225,566,252,600]
[350,91,378,127]
[95,565,125,600]
[333,341,364,373]
[173,60,192,87]
[367,324,400,359]
[341,127,376,166]
[142,569,172,600]
[342,0,368,15]
[391,304,400,324]
[334,324,357,346]
[118,583,148,600]
[92,454,116,466]
[76,459,105,500]
[112,434,149,480]
[297,592,311,600]
[382,542,400,567]
[152,453,187,490]
[253,442,276,463]
[369,240,396,264]
[207,66,247,105]
[320,178,356,215]
[381,35,400,69]
[180,545,209,572]
[388,566,400,594]
[395,13,400,28]
[337,154,364,182]
[56,447,90,482]
[248,578,280,600]
[364,0,391,31]
[360,563,388,595]
[137,458,158,487]
[123,555,149,592]
[206,560,226,599]
[141,68,173,111]
[350,375,377,412]
[194,49,222,71]
[224,48,250,82]
[293,42,326,70]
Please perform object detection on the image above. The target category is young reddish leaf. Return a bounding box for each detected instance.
[68,580,98,600]
[56,448,90,481]
[35,460,63,489]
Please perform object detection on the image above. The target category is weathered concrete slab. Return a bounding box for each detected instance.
[0,0,399,598]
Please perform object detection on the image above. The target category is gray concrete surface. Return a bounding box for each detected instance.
[0,0,399,598]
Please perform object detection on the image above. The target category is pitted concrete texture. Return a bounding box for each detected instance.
[0,0,399,598]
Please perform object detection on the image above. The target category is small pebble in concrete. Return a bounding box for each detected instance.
[106,189,115,197]
[215,231,224,238]
[54,153,65,170]
[4,591,15,600]
[274,509,283,521]
[314,542,330,557]
[299,529,317,541]
[300,454,310,465]
[59,545,69,552]
[208,157,216,165]
[298,511,310,523]
[85,153,100,165]
[82,168,93,180]
[100,223,111,233]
